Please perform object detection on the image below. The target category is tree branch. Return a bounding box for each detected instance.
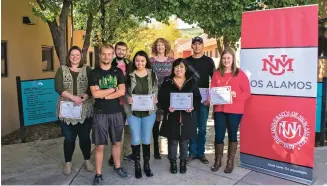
[59,0,71,30]
[36,0,46,10]
[70,1,74,48]
[82,12,95,63]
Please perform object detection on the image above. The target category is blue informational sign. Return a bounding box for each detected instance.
[316,83,323,132]
[20,79,59,126]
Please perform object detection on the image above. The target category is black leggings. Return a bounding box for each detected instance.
[59,117,92,162]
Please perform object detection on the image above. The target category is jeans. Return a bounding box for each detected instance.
[189,103,209,157]
[214,112,243,144]
[168,139,188,161]
[60,117,92,162]
[127,113,156,145]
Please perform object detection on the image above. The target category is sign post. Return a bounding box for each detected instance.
[240,5,318,184]
[16,76,59,143]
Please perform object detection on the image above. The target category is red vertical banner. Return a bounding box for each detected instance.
[240,5,318,184]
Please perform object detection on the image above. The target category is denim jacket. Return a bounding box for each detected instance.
[124,69,159,116]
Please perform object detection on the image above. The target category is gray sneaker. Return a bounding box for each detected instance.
[113,167,129,178]
[93,175,104,185]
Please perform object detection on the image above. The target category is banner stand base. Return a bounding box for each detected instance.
[239,162,315,185]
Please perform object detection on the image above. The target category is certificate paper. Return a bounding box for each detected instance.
[170,93,193,110]
[59,101,82,119]
[131,94,155,111]
[199,88,209,103]
[210,86,232,105]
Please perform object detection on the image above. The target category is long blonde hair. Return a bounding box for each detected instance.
[217,47,239,77]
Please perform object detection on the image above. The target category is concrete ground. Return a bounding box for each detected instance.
[2,118,327,185]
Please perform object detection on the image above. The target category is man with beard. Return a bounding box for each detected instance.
[186,37,215,164]
[108,42,134,166]
[90,44,129,185]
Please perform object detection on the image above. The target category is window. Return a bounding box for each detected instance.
[1,41,8,77]
[210,51,212,57]
[89,52,93,67]
[215,48,219,58]
[42,46,53,71]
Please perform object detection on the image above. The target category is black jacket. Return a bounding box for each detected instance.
[158,76,201,140]
[111,58,133,81]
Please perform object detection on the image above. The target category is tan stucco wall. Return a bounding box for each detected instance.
[0,0,91,136]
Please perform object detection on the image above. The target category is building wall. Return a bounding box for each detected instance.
[0,0,90,136]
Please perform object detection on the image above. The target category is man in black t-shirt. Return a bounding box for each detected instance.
[89,44,129,184]
[185,37,215,164]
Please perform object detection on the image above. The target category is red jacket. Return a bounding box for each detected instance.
[210,69,251,114]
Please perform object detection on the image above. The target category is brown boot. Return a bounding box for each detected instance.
[224,142,238,173]
[211,143,224,172]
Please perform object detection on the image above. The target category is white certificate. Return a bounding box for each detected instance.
[210,86,233,105]
[199,88,209,103]
[59,101,82,119]
[131,94,155,111]
[170,93,193,110]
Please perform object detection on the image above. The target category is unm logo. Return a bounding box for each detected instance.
[271,111,309,150]
[262,55,294,76]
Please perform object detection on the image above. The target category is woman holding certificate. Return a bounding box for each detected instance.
[158,58,201,174]
[210,47,250,173]
[54,46,94,175]
[124,51,158,179]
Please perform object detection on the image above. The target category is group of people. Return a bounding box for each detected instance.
[54,36,251,185]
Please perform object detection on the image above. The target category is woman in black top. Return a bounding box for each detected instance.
[158,58,201,174]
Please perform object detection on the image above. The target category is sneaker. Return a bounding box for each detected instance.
[93,174,104,185]
[123,154,135,162]
[198,156,209,164]
[114,167,129,178]
[108,156,114,166]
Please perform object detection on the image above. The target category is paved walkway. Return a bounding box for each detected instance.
[2,119,327,185]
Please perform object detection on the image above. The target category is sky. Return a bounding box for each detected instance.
[177,19,197,29]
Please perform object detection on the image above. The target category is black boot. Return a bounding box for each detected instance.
[170,160,177,174]
[132,145,142,179]
[180,160,187,174]
[152,121,161,159]
[142,144,154,177]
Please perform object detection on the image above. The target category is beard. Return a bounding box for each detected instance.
[116,56,125,61]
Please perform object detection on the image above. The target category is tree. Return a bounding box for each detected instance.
[114,20,182,58]
[82,0,142,66]
[31,0,100,65]
[74,0,100,61]
[129,0,318,55]
[261,0,318,8]
[31,0,72,65]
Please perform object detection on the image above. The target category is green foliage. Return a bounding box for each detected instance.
[30,0,62,22]
[129,0,318,51]
[261,0,318,9]
[31,0,319,61]
[74,0,100,30]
